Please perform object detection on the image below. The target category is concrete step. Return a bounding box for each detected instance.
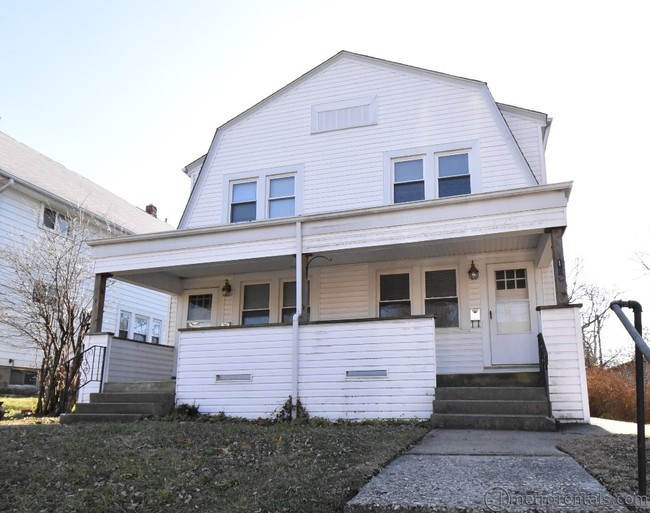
[436,386,547,401]
[430,413,557,431]
[437,372,543,388]
[433,399,551,416]
[60,413,145,424]
[89,392,175,405]
[75,402,171,416]
[103,381,175,393]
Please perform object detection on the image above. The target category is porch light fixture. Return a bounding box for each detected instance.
[468,261,479,281]
[222,279,232,297]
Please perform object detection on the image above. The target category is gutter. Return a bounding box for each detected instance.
[291,221,303,418]
[0,177,15,194]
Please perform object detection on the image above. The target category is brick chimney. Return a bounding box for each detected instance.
[145,204,158,218]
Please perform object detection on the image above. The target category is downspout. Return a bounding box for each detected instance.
[0,177,15,194]
[292,221,303,418]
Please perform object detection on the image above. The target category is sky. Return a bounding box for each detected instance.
[1,0,649,351]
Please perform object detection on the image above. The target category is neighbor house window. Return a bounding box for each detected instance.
[32,281,55,304]
[242,283,270,325]
[119,311,131,338]
[133,315,149,342]
[151,319,162,344]
[42,207,69,234]
[425,270,459,327]
[268,176,295,218]
[393,158,425,203]
[230,181,257,223]
[188,294,212,322]
[379,273,411,318]
[437,152,470,197]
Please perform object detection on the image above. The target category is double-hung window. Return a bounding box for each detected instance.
[119,311,131,338]
[151,319,162,344]
[230,181,257,223]
[42,207,69,234]
[393,158,425,203]
[242,283,270,325]
[425,270,459,327]
[133,315,149,342]
[379,273,411,318]
[281,280,310,323]
[438,153,470,197]
[268,176,295,218]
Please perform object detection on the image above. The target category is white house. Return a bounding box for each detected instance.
[0,131,174,393]
[84,52,589,424]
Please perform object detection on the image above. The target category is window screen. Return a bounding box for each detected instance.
[425,270,458,327]
[379,273,411,318]
[242,283,270,325]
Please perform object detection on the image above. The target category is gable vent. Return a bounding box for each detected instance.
[311,96,377,134]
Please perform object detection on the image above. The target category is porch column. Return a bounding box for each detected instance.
[548,227,569,305]
[90,273,111,333]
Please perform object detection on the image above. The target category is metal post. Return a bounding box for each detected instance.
[633,306,646,496]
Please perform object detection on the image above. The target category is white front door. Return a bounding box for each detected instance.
[487,264,539,365]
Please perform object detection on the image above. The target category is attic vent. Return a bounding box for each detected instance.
[311,96,377,134]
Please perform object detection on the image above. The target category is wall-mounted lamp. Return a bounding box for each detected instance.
[468,261,479,281]
[222,279,232,297]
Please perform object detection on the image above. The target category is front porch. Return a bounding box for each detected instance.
[81,182,589,424]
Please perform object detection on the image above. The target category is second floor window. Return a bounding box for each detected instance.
[393,159,425,203]
[231,182,257,223]
[268,176,295,218]
[42,207,69,234]
[438,153,470,197]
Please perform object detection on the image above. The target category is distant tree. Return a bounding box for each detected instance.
[568,259,621,367]
[0,208,98,415]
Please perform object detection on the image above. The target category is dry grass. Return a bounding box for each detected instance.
[2,418,428,513]
[587,366,650,423]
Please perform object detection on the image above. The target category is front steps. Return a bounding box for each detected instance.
[60,381,175,424]
[431,372,556,431]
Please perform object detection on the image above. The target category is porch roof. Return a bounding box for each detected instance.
[90,182,571,294]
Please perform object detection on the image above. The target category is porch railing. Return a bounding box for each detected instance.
[609,300,649,496]
[537,333,549,396]
[61,345,106,414]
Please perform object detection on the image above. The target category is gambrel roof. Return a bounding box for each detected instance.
[0,131,171,234]
[179,51,549,228]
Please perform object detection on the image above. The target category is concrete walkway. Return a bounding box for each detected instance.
[345,419,643,513]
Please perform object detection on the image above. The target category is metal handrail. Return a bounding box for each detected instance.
[609,300,647,496]
[537,333,549,396]
[60,345,106,414]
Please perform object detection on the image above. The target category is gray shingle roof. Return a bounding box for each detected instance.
[0,131,171,234]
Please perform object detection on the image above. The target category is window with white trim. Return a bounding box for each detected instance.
[151,319,162,344]
[242,283,270,325]
[281,280,310,323]
[230,181,257,223]
[393,158,425,203]
[119,311,131,338]
[268,176,295,218]
[42,207,69,234]
[424,270,459,327]
[379,273,411,318]
[437,152,470,198]
[133,315,149,342]
[385,143,477,204]
[188,294,213,322]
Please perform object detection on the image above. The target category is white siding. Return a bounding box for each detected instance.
[175,318,435,420]
[186,57,534,229]
[436,331,484,374]
[538,306,589,422]
[502,110,545,184]
[104,338,174,382]
[318,264,370,320]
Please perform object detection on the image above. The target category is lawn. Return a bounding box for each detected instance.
[1,418,428,513]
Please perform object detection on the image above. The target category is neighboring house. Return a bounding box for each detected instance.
[0,131,173,393]
[85,51,589,423]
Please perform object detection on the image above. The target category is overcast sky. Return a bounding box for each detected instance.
[1,0,648,348]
